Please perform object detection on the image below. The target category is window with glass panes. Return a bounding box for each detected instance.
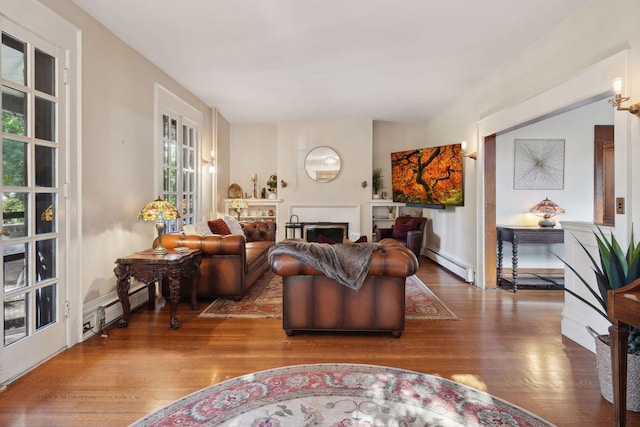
[161,114,197,232]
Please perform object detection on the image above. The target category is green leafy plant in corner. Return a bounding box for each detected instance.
[372,168,383,195]
[553,226,640,355]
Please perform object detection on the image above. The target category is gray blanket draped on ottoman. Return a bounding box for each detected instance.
[268,240,382,291]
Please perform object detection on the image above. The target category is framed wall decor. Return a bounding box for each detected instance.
[513,139,565,190]
[391,143,463,206]
[227,183,242,198]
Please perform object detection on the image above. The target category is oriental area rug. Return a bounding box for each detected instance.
[198,272,458,320]
[130,363,555,426]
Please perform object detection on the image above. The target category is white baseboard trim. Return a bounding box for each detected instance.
[82,281,149,341]
[424,248,475,283]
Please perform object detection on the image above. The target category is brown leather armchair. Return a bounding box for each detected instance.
[375,216,426,257]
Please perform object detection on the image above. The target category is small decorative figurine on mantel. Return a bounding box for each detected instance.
[251,174,257,199]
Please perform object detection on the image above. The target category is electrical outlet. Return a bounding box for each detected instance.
[83,313,96,336]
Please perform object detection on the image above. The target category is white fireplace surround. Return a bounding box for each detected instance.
[289,204,361,241]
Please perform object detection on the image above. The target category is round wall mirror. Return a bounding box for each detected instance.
[304,146,341,182]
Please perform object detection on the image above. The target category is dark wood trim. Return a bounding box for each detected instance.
[594,125,615,226]
[484,134,497,288]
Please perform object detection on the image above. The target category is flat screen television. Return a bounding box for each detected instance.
[391,143,464,207]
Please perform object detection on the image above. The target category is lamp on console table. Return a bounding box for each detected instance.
[529,197,565,228]
[137,196,181,255]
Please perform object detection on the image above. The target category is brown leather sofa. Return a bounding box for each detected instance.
[269,238,419,337]
[375,215,427,257]
[160,220,276,300]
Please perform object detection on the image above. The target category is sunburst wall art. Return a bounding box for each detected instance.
[513,139,565,190]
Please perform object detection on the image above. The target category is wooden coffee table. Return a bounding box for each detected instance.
[114,248,202,329]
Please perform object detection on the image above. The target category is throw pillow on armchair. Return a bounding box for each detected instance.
[391,217,417,240]
[376,216,425,258]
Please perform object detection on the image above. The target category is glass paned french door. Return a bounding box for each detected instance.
[1,20,66,383]
[161,113,197,231]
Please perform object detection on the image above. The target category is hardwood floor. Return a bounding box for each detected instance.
[0,258,636,426]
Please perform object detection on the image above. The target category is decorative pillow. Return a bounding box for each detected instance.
[208,218,231,235]
[222,215,246,237]
[392,218,417,240]
[183,222,214,236]
[348,231,368,243]
[318,235,337,244]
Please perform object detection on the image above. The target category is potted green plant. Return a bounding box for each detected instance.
[372,168,383,199]
[266,174,277,199]
[556,226,640,410]
[387,206,395,219]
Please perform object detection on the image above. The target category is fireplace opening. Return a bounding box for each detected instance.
[303,222,349,243]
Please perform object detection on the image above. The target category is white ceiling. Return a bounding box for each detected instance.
[72,0,590,123]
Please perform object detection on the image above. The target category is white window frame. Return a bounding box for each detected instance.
[154,85,203,230]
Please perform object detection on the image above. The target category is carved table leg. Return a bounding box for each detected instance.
[610,321,629,427]
[190,255,202,311]
[167,270,181,329]
[146,281,157,310]
[511,236,519,293]
[497,238,504,285]
[114,264,131,328]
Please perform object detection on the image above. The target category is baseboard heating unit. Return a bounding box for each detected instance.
[425,248,475,284]
[82,282,149,341]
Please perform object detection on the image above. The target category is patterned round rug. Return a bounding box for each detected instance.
[131,363,554,426]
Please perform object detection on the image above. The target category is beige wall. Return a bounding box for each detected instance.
[39,1,215,306]
[214,111,231,218]
[230,120,373,241]
[229,123,278,198]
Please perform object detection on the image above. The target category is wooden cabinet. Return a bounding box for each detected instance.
[224,198,282,222]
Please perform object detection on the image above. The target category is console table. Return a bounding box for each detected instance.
[114,249,201,329]
[608,278,640,427]
[496,225,564,292]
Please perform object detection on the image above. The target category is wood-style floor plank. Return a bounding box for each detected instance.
[0,258,637,426]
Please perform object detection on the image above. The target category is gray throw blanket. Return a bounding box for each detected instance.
[269,240,383,291]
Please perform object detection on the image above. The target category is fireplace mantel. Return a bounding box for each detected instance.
[289,204,361,240]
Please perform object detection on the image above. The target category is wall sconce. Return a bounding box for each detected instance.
[610,77,640,116]
[361,180,368,188]
[202,150,216,173]
[280,179,288,188]
[460,141,477,160]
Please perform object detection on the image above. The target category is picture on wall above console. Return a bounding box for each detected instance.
[513,139,565,190]
[390,143,463,207]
